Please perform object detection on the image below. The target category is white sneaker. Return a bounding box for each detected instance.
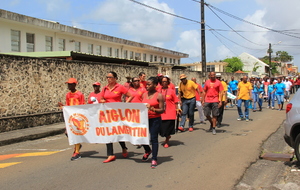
[267,106,270,109]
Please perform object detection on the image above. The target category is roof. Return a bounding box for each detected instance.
[1,51,151,66]
[0,9,188,58]
[238,52,269,67]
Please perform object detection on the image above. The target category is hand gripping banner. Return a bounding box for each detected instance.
[63,103,149,145]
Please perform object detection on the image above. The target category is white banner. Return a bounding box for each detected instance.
[63,103,149,145]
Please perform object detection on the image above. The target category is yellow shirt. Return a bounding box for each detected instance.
[221,81,228,102]
[238,82,253,100]
[179,80,198,99]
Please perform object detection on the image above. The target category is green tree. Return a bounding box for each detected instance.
[261,56,278,75]
[274,51,293,62]
[223,57,243,73]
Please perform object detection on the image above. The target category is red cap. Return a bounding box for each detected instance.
[157,73,163,77]
[93,82,101,86]
[65,78,78,84]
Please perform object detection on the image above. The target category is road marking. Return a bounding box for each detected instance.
[0,154,22,161]
[0,162,22,168]
[15,151,60,157]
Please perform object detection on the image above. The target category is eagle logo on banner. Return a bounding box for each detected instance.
[68,113,90,135]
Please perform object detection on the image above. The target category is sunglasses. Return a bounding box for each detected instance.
[93,85,100,87]
[133,80,140,82]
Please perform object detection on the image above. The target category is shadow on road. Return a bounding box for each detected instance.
[284,160,300,169]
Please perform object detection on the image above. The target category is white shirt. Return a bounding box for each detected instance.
[283,81,292,91]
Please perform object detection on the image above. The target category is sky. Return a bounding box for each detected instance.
[1,0,300,67]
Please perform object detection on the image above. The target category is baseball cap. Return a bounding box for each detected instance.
[164,75,169,78]
[157,73,163,77]
[216,73,221,77]
[65,78,78,84]
[179,74,187,79]
[93,82,101,86]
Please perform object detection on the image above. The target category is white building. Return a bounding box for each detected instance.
[0,9,188,65]
[238,52,269,76]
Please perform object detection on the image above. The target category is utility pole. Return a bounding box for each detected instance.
[268,43,272,77]
[201,0,206,77]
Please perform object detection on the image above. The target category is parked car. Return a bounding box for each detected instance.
[284,89,300,161]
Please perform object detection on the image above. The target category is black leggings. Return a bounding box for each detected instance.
[106,142,127,156]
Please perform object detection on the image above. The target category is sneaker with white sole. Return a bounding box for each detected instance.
[237,117,243,121]
[71,153,81,161]
[212,128,216,135]
[151,160,158,168]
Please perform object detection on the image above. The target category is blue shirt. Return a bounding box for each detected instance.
[274,83,286,95]
[258,84,264,93]
[229,80,239,91]
[268,84,274,92]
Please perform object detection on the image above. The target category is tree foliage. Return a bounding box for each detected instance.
[274,51,293,62]
[252,62,261,72]
[261,56,279,75]
[223,57,243,73]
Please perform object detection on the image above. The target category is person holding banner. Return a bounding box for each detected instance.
[158,76,180,148]
[100,71,133,163]
[58,78,85,161]
[87,82,101,104]
[142,77,165,168]
[127,77,146,103]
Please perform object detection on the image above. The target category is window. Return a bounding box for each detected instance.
[150,55,153,62]
[178,59,180,65]
[124,50,128,59]
[88,44,93,54]
[95,45,101,55]
[169,58,172,64]
[26,33,34,52]
[135,53,141,60]
[115,49,119,57]
[107,47,112,56]
[164,57,167,63]
[173,59,176,64]
[206,65,215,72]
[75,42,81,52]
[11,30,20,52]
[58,39,65,51]
[160,56,163,62]
[143,53,147,61]
[130,51,134,59]
[45,36,53,51]
[154,56,157,62]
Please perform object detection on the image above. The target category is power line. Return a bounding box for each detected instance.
[206,4,300,40]
[207,5,265,46]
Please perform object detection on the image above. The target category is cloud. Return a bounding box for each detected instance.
[37,0,71,17]
[88,0,174,44]
[175,30,201,58]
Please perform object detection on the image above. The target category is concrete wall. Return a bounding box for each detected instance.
[0,54,246,132]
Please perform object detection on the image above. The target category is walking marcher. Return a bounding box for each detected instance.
[229,76,239,106]
[272,77,286,111]
[216,73,227,127]
[283,77,292,102]
[58,78,85,161]
[158,76,180,147]
[127,77,146,103]
[236,76,253,122]
[141,77,165,168]
[267,79,275,109]
[203,72,223,135]
[87,82,101,104]
[177,74,201,132]
[99,71,133,163]
[191,77,205,124]
[139,72,147,88]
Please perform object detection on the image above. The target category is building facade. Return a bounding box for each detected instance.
[0,9,188,65]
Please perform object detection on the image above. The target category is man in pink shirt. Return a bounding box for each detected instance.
[203,72,223,135]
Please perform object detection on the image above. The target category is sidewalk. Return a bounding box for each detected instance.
[0,122,65,146]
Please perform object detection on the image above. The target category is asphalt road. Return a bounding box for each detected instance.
[0,102,286,190]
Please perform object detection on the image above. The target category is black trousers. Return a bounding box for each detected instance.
[217,101,225,124]
[106,142,127,156]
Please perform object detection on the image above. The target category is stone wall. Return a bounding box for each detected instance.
[0,54,246,132]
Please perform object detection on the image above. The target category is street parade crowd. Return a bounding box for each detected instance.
[58,71,300,168]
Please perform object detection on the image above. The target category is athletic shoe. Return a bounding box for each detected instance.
[178,126,184,132]
[272,107,275,110]
[71,153,81,161]
[212,128,216,135]
[245,118,249,122]
[163,143,169,148]
[142,151,152,161]
[237,117,243,121]
[267,106,270,109]
[151,160,158,169]
[188,127,194,132]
